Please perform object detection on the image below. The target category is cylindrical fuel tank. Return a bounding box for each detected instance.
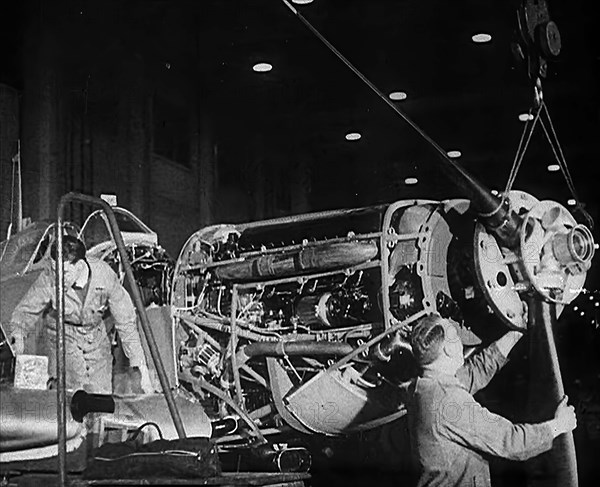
[0,387,84,455]
[214,240,378,281]
[0,387,211,462]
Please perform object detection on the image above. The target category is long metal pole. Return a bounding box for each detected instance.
[527,299,578,487]
[101,199,186,438]
[527,296,578,487]
[56,193,186,446]
[55,214,67,486]
[541,303,578,487]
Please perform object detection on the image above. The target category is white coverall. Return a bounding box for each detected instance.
[9,257,146,393]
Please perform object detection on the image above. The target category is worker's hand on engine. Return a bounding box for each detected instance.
[552,395,577,437]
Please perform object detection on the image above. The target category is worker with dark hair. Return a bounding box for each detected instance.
[49,234,86,262]
[407,313,577,487]
[7,235,152,394]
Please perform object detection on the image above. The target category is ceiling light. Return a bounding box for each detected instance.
[292,0,314,4]
[490,189,499,196]
[472,33,492,43]
[404,177,418,185]
[447,150,461,158]
[547,164,560,172]
[345,132,361,141]
[389,91,407,101]
[252,62,272,72]
[567,199,576,206]
[518,113,534,122]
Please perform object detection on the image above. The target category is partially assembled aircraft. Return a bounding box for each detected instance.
[0,206,198,464]
[0,0,596,485]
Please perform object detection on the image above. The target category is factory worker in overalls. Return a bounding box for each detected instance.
[7,235,153,394]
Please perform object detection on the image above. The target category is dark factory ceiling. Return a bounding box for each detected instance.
[2,0,599,217]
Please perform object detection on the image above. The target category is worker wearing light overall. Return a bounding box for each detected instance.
[407,313,577,487]
[7,235,153,394]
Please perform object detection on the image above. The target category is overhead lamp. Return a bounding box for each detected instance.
[447,150,461,158]
[292,0,314,4]
[472,33,492,43]
[567,199,576,206]
[389,91,407,101]
[518,113,534,122]
[252,62,273,72]
[345,132,361,141]
[490,189,499,196]
[404,177,418,185]
[547,164,560,172]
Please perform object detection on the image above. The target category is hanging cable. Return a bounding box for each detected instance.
[540,113,578,198]
[544,105,578,198]
[501,79,592,229]
[503,105,543,197]
[538,103,594,228]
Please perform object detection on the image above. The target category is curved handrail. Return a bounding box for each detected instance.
[55,192,186,485]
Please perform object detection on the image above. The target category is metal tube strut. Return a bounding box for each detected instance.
[55,219,67,486]
[56,193,186,474]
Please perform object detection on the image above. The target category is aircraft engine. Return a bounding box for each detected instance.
[169,191,593,438]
